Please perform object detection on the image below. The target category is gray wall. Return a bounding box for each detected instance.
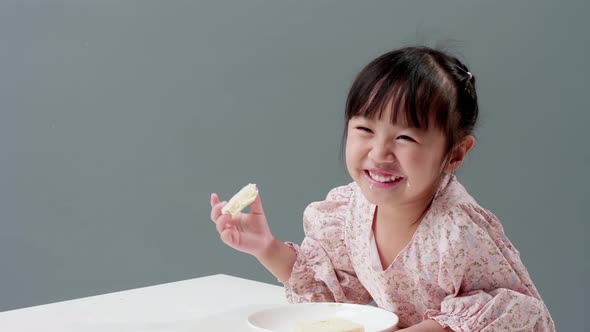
[1,0,587,330]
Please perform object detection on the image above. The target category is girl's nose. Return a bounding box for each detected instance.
[368,143,396,163]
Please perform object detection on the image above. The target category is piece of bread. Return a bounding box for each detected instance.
[221,183,258,217]
[295,318,365,332]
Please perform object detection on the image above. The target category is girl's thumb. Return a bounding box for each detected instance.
[249,191,265,215]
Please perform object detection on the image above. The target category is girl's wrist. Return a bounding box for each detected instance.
[254,237,297,283]
[253,236,278,260]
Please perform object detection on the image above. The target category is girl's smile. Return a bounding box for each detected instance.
[364,169,404,189]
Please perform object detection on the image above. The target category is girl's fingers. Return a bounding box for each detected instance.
[210,193,219,207]
[249,193,265,215]
[215,212,237,234]
[220,227,237,247]
[210,200,227,222]
[215,213,228,233]
[210,191,243,250]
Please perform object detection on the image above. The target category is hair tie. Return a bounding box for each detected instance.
[457,65,473,82]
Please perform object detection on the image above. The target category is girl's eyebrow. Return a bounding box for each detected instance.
[349,116,372,123]
[352,115,430,135]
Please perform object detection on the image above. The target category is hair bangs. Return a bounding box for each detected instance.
[346,64,454,133]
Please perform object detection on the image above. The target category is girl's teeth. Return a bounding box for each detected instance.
[368,171,399,182]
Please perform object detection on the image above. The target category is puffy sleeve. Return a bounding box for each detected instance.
[424,204,555,331]
[283,185,372,305]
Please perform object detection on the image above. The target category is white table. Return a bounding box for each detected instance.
[0,274,289,331]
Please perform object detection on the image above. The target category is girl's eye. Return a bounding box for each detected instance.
[397,135,416,142]
[356,126,373,133]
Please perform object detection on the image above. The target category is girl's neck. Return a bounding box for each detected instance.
[375,181,440,231]
[375,199,431,231]
[374,174,446,230]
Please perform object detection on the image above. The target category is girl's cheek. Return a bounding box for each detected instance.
[396,146,416,160]
[348,140,366,153]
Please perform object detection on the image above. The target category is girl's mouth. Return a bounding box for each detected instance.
[364,170,404,188]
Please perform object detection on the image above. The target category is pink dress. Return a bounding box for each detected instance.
[283,174,555,331]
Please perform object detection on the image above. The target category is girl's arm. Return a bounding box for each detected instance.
[255,238,297,283]
[210,192,297,282]
[399,320,453,332]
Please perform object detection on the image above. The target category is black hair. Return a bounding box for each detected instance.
[342,46,478,155]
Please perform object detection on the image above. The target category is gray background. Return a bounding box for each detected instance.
[1,0,587,330]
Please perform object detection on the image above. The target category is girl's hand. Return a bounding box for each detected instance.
[209,191,274,257]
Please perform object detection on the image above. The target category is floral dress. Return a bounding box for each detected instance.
[283,174,555,331]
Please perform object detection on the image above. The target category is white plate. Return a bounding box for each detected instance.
[247,302,398,332]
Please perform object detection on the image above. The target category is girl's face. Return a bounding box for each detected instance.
[345,106,449,208]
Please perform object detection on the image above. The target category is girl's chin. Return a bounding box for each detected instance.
[360,186,399,205]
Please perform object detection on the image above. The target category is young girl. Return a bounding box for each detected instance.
[209,46,555,331]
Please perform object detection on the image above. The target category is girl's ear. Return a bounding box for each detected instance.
[444,135,475,173]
